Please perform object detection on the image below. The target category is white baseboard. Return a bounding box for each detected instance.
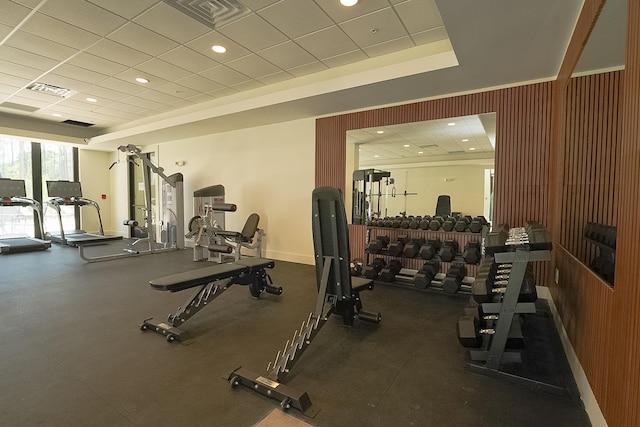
[536,286,608,427]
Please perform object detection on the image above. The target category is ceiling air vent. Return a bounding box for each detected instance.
[26,82,76,98]
[62,119,94,127]
[419,144,439,148]
[162,0,251,29]
[0,102,39,112]
[447,150,465,154]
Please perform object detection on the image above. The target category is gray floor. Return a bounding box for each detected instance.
[0,242,590,426]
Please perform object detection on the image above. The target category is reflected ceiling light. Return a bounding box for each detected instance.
[462,138,469,142]
[469,147,476,151]
[212,45,227,53]
[52,113,62,117]
[374,155,379,158]
[447,122,455,126]
[340,0,358,6]
[418,151,424,154]
[86,97,97,103]
[135,77,149,84]
[403,144,410,147]
[376,130,384,134]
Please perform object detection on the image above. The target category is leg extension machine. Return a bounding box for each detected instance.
[225,187,381,416]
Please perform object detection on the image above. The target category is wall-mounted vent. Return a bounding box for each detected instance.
[26,82,76,98]
[0,102,39,112]
[62,119,94,127]
[162,0,251,30]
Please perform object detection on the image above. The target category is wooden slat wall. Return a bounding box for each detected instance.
[605,1,640,424]
[560,72,622,265]
[316,83,553,283]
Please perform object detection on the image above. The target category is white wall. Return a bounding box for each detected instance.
[104,118,316,265]
[78,150,113,234]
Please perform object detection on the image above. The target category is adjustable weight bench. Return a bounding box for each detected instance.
[225,187,381,417]
[141,257,282,343]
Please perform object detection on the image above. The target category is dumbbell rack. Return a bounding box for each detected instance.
[466,245,565,395]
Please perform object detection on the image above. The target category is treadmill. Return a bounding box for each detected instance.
[45,180,122,247]
[0,178,51,254]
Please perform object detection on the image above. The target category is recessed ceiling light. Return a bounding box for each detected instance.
[52,113,62,117]
[376,130,384,134]
[469,147,476,151]
[447,122,456,126]
[462,138,469,142]
[340,0,358,6]
[212,45,226,53]
[403,144,410,147]
[418,151,424,154]
[135,77,149,84]
[374,155,379,158]
[86,97,97,103]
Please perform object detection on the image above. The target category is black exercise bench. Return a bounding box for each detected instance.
[225,187,381,416]
[141,257,282,342]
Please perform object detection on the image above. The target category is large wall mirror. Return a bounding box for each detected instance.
[345,113,496,224]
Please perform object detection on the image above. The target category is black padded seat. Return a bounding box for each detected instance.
[150,258,274,292]
[352,276,374,292]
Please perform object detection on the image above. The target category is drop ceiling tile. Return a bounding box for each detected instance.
[134,58,192,81]
[174,74,224,92]
[0,22,12,40]
[96,77,150,95]
[185,93,216,104]
[108,22,179,57]
[199,65,251,86]
[295,26,359,60]
[259,0,333,39]
[0,1,31,26]
[20,13,101,50]
[287,61,328,77]
[67,53,129,76]
[6,30,76,61]
[226,54,280,78]
[11,89,61,105]
[218,14,288,52]
[159,46,219,73]
[240,0,281,11]
[314,0,390,23]
[412,27,449,45]
[117,95,164,110]
[363,36,414,57]
[134,2,211,43]
[394,0,444,33]
[256,71,291,85]
[0,61,42,80]
[258,41,317,69]
[95,101,145,115]
[322,49,368,68]
[50,63,110,85]
[136,89,182,105]
[154,82,199,99]
[186,32,251,63]
[93,105,138,119]
[340,8,407,48]
[85,39,153,68]
[0,71,31,88]
[38,0,127,36]
[208,87,237,98]
[86,0,159,20]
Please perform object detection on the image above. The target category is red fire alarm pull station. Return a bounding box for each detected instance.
[101,194,107,199]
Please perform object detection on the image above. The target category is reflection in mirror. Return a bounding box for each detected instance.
[346,113,496,225]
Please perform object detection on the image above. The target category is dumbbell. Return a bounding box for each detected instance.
[472,271,537,303]
[366,235,390,254]
[419,215,432,230]
[454,216,473,232]
[350,259,364,276]
[409,216,421,229]
[469,216,488,233]
[442,216,457,232]
[414,260,441,289]
[363,258,386,280]
[419,239,442,260]
[457,315,524,348]
[400,217,411,229]
[387,235,410,257]
[429,216,444,231]
[379,259,403,282]
[403,237,426,258]
[461,241,482,264]
[441,261,467,293]
[438,240,459,262]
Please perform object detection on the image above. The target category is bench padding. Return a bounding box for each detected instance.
[150,257,275,292]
